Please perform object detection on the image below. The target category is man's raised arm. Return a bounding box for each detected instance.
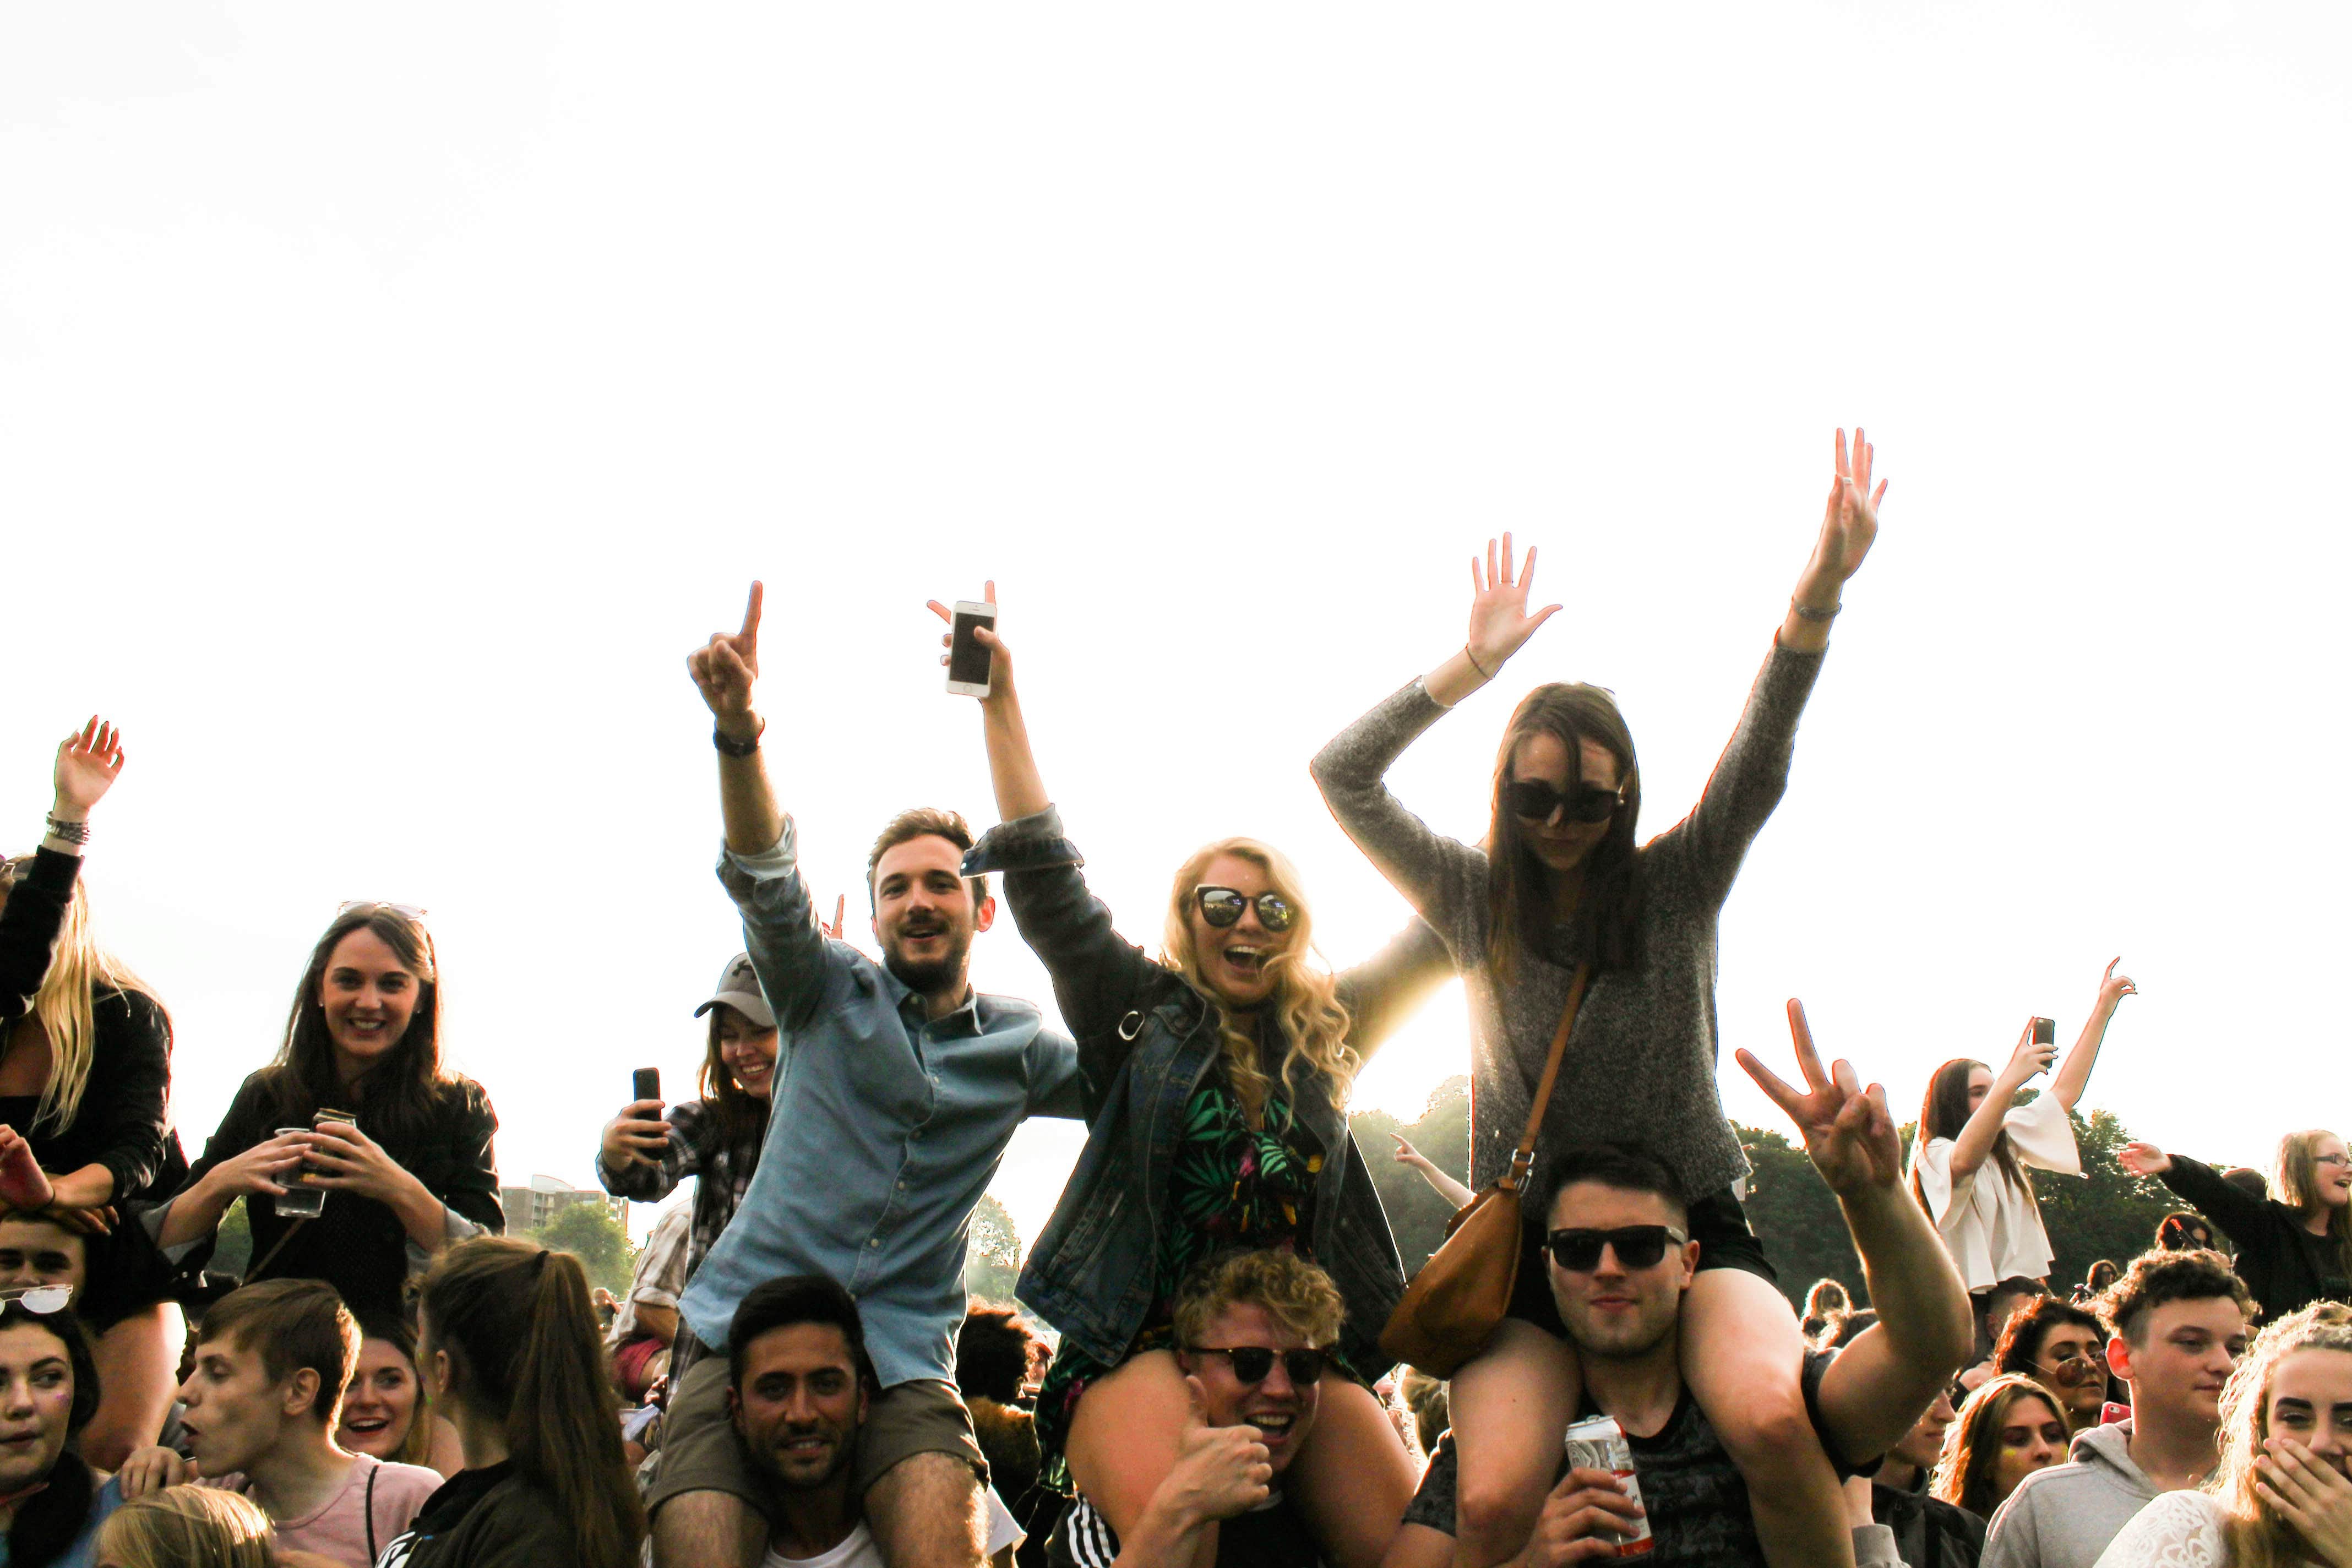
[1736,1002,1975,1467]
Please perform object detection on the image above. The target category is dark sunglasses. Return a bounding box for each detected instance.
[1195,886,1297,933]
[1545,1225,1689,1273]
[1188,1345,1327,1386]
[1506,778,1625,826]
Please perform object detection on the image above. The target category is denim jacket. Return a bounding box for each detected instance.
[963,808,1454,1374]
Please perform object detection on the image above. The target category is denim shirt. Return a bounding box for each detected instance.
[676,821,1086,1387]
[963,808,1453,1375]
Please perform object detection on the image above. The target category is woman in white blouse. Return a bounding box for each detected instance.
[1909,959,2137,1295]
[2094,1300,2352,1567]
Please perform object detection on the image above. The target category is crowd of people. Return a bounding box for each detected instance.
[2,430,2343,1568]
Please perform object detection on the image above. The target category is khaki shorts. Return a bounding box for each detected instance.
[646,1336,988,1521]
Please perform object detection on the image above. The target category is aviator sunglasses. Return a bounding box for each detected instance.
[0,1285,72,1314]
[1187,1345,1329,1386]
[1545,1224,1689,1273]
[1195,887,1297,933]
[1505,778,1626,826]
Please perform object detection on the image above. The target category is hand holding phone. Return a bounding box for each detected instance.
[927,585,1004,700]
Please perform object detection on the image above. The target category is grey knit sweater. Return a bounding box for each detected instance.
[1309,641,1824,1199]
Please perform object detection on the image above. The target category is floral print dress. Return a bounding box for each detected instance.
[1033,1064,1360,1483]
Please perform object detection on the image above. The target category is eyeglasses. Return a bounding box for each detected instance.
[1195,887,1296,933]
[1506,778,1625,826]
[1188,1346,1327,1386]
[0,1286,72,1314]
[1546,1226,1689,1273]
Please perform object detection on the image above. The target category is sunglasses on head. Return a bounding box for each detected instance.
[1506,778,1625,826]
[1188,1345,1327,1386]
[1195,887,1296,933]
[1545,1225,1689,1273]
[337,900,431,925]
[0,1285,71,1314]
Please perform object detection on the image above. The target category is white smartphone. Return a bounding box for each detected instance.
[944,600,997,696]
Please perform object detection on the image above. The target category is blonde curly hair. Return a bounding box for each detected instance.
[1159,837,1353,1124]
[2208,1300,2352,1568]
[1172,1248,1346,1351]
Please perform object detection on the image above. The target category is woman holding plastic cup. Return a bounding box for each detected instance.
[146,903,504,1316]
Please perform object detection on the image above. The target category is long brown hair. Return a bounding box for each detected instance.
[1483,684,1645,983]
[419,1238,644,1568]
[1934,1373,2069,1517]
[263,904,453,1146]
[1910,1058,2032,1213]
[696,1005,775,1149]
[2273,1130,2352,1288]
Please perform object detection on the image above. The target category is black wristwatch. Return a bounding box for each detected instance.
[712,721,764,758]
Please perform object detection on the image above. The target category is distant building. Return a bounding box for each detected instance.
[501,1173,625,1234]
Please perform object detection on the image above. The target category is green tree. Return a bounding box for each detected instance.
[1734,1124,1865,1311]
[529,1198,636,1298]
[1352,1077,1471,1276]
[2033,1104,2182,1293]
[966,1195,1023,1304]
[214,1197,253,1278]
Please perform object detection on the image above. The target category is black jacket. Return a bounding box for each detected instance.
[2161,1153,2349,1324]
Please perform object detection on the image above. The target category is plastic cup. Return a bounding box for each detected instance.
[273,1128,325,1219]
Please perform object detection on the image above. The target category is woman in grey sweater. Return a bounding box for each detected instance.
[1309,430,1888,1568]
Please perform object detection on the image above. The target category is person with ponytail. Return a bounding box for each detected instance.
[943,587,1450,1568]
[2119,1132,2352,1327]
[0,1294,124,1568]
[375,1237,644,1568]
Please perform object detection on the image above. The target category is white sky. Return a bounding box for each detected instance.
[4,4,2346,1251]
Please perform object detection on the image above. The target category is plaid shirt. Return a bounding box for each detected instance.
[596,1096,767,1279]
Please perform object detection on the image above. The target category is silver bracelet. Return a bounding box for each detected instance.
[1789,599,1841,623]
[42,816,90,846]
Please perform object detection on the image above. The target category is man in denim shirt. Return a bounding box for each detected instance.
[651,584,1086,1568]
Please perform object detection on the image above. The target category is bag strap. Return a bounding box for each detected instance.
[1501,963,1592,1191]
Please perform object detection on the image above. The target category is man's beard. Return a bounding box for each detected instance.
[883,929,972,997]
[748,1426,857,1492]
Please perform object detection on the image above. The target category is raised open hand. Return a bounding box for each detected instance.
[51,718,125,821]
[1466,533,1561,676]
[687,582,764,735]
[2117,1141,2173,1178]
[1735,1000,1901,1197]
[1806,428,1887,587]
[926,582,1013,703]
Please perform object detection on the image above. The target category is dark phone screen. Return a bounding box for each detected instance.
[633,1068,661,1103]
[949,609,995,686]
[2031,1018,2056,1046]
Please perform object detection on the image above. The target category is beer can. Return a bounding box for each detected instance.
[1562,1413,1653,1556]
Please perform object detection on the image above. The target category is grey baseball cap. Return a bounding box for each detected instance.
[692,953,776,1030]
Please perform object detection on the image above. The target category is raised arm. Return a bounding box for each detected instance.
[1738,1002,1973,1464]
[928,582,1047,822]
[1945,1021,2057,1184]
[2117,1142,2271,1244]
[2048,958,2136,1112]
[1778,428,1885,655]
[0,720,124,1021]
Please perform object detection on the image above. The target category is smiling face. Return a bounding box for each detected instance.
[869,836,990,1000]
[2117,1297,2248,1433]
[1180,1302,1322,1476]
[1989,1391,2069,1505]
[178,1331,311,1479]
[2266,1348,2352,1479]
[731,1321,868,1491]
[336,1336,421,1460]
[318,928,424,1083]
[0,1217,85,1300]
[1506,733,1624,879]
[1545,1182,1699,1363]
[1185,852,1295,1012]
[712,1005,781,1101]
[2309,1135,2352,1211]
[0,1323,74,1496]
[2032,1319,2112,1422]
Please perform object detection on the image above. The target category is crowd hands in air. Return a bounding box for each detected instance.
[0,431,2338,1568]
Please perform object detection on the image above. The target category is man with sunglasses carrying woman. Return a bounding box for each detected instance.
[1310,432,1890,1568]
[938,587,1452,1568]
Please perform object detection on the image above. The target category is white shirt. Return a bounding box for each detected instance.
[1912,1091,2082,1290]
[2091,1490,2231,1567]
[760,1488,1023,1568]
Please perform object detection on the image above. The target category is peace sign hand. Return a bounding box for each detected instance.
[1466,533,1562,676]
[688,583,764,738]
[1736,1000,1901,1197]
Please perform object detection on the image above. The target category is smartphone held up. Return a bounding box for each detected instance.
[945,600,997,697]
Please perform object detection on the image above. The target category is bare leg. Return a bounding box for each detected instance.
[1066,1351,1215,1568]
[651,1491,766,1568]
[866,1451,987,1568]
[1383,1524,1456,1568]
[1683,1270,1854,1568]
[80,1302,182,1471]
[1448,1321,1579,1568]
[1288,1377,1418,1568]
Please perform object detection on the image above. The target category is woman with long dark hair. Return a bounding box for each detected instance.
[377,1235,644,1568]
[1932,1373,2070,1521]
[1909,960,2136,1298]
[2119,1130,2352,1326]
[148,904,503,1317]
[0,1295,124,1566]
[946,590,1448,1568]
[1309,434,1886,1567]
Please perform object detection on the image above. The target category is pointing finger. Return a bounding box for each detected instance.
[740,581,764,644]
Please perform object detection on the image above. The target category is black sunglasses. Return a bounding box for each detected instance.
[1545,1225,1689,1273]
[1195,886,1297,933]
[1506,778,1625,826]
[1188,1345,1327,1386]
